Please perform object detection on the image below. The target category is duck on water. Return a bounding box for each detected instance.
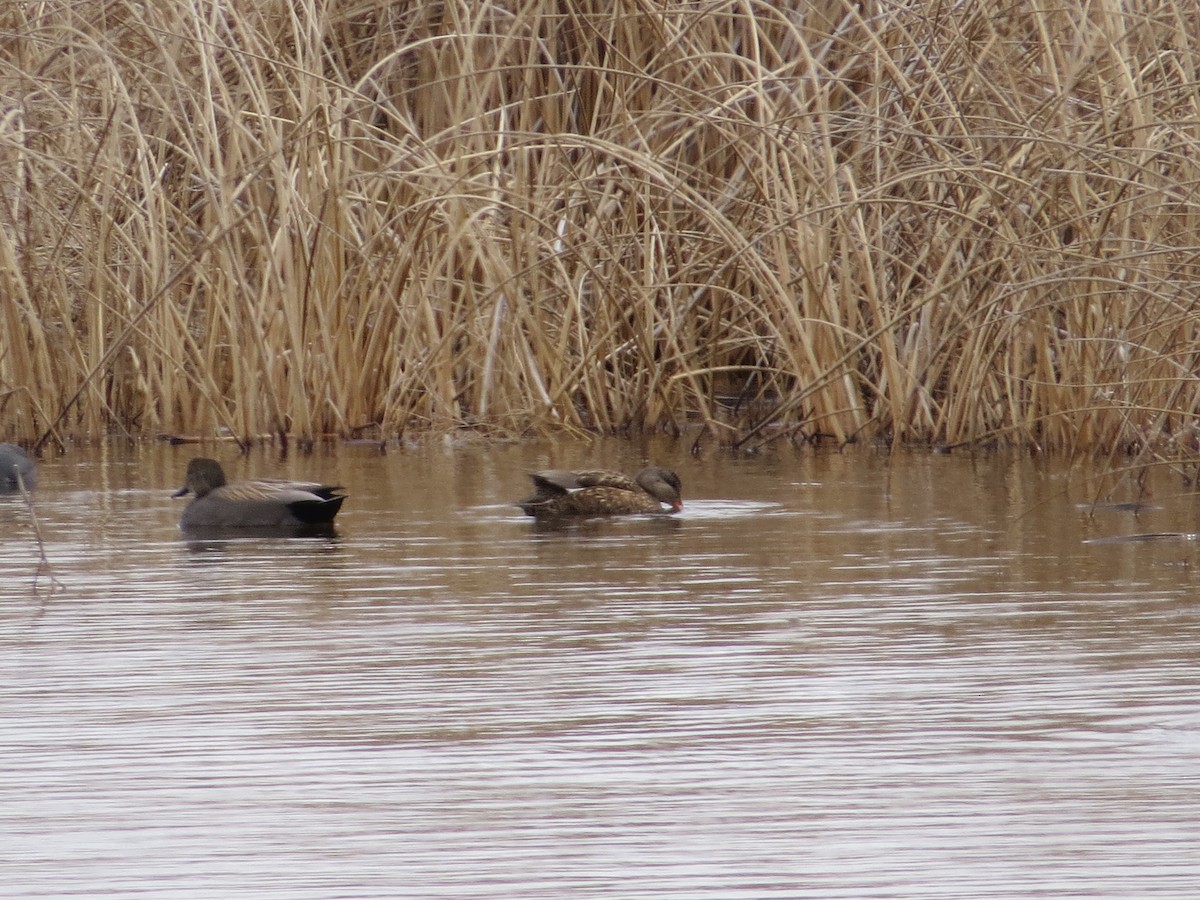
[172,457,346,530]
[0,443,36,493]
[518,466,682,519]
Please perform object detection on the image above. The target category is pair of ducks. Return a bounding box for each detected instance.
[171,457,684,529]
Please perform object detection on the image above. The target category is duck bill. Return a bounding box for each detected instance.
[171,485,191,498]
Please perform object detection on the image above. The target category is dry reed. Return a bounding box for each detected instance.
[2,0,1200,459]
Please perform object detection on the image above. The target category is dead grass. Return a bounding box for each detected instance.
[2,0,1200,460]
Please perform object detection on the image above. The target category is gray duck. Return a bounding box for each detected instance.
[0,443,36,492]
[172,457,346,529]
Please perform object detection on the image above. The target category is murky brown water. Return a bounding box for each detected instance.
[3,438,1200,898]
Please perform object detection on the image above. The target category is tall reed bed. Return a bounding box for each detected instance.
[2,0,1200,455]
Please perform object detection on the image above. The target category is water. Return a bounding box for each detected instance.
[3,439,1200,897]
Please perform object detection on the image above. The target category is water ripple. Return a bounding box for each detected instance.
[3,447,1200,898]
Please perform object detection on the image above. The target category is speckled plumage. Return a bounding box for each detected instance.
[0,443,36,492]
[172,457,346,529]
[518,466,683,518]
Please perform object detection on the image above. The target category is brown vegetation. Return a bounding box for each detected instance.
[2,0,1200,456]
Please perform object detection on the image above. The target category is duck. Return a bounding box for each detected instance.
[518,466,682,518]
[0,443,36,492]
[172,457,346,529]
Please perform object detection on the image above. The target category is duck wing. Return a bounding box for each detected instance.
[529,469,637,494]
[526,470,579,497]
[240,478,346,502]
[572,470,640,491]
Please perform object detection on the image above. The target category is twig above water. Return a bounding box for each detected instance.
[13,471,65,596]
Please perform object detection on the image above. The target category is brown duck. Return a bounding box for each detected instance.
[172,457,346,529]
[518,466,683,518]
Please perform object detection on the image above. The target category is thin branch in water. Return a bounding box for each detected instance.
[13,470,65,596]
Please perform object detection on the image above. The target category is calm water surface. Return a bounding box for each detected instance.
[2,439,1200,898]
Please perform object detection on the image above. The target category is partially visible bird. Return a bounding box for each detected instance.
[0,443,36,492]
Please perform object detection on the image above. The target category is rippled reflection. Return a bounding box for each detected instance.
[2,442,1200,898]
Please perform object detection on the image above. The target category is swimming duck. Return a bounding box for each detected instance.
[0,443,36,492]
[518,466,682,518]
[172,457,346,529]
